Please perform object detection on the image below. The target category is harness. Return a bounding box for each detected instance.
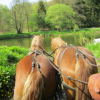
[50,44,100,99]
[28,45,99,100]
[29,50,67,100]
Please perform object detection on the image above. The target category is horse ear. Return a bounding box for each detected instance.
[51,37,53,40]
[59,35,60,38]
[34,35,36,37]
[40,34,42,37]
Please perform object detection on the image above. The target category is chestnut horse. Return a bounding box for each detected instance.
[88,73,100,100]
[14,35,56,100]
[51,36,98,100]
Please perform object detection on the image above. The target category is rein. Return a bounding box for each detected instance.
[50,44,100,85]
[28,46,97,99]
[30,49,88,88]
[54,44,100,67]
[29,50,57,100]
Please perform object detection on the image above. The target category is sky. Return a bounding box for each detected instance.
[0,0,51,8]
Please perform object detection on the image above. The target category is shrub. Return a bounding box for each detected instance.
[0,66,15,99]
[0,46,29,99]
[86,43,100,59]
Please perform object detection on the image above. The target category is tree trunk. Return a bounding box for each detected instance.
[17,28,22,34]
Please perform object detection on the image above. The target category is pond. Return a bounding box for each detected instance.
[0,34,100,53]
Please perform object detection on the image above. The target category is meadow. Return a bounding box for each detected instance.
[0,27,100,40]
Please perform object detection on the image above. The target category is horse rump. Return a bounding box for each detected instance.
[22,70,44,100]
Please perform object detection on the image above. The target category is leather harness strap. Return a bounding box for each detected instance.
[58,46,70,69]
[29,50,57,100]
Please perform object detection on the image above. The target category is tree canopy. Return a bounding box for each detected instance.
[0,0,100,34]
[0,5,10,33]
[45,4,76,31]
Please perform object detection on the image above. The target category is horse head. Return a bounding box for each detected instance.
[51,36,67,51]
[29,35,45,54]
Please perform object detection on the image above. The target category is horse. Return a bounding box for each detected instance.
[51,36,98,100]
[14,35,57,100]
[88,73,100,100]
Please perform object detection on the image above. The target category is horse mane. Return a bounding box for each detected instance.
[51,37,67,50]
[29,35,45,54]
[22,35,45,100]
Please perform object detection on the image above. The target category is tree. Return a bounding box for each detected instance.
[67,0,87,27]
[84,0,100,27]
[37,1,46,29]
[10,0,32,34]
[45,4,76,31]
[0,4,10,33]
[28,1,47,31]
[24,2,33,32]
[67,0,100,27]
[28,13,38,31]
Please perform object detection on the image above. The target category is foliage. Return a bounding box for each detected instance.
[78,33,95,46]
[0,0,100,33]
[0,4,10,33]
[28,13,39,31]
[38,1,46,29]
[10,0,32,34]
[45,4,76,31]
[38,1,46,14]
[0,28,100,39]
[0,33,31,40]
[0,67,15,99]
[86,43,100,63]
[73,24,79,32]
[0,46,29,99]
[67,0,100,27]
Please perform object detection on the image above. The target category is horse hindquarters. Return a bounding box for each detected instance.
[75,60,92,100]
[22,70,44,100]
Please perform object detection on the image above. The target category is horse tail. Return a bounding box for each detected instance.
[22,69,44,100]
[75,59,95,100]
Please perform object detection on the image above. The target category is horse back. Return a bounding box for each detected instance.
[15,53,56,99]
[77,46,96,65]
[36,54,56,98]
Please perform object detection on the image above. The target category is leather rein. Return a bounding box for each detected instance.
[28,45,100,99]
[28,50,57,100]
[49,44,100,91]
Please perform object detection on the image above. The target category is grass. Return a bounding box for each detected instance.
[0,46,29,99]
[29,27,100,35]
[86,43,100,73]
[86,43,100,59]
[0,33,31,40]
[0,27,100,40]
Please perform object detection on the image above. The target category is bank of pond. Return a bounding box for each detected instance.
[0,43,100,99]
[0,27,100,40]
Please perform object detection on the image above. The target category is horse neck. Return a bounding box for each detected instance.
[54,46,64,66]
[32,44,44,51]
[28,46,44,55]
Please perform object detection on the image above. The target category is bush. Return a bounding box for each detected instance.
[86,43,100,60]
[0,66,15,99]
[0,46,29,99]
[0,33,31,40]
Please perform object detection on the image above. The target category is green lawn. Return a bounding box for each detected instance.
[0,27,100,40]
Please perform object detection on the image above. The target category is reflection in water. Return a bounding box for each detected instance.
[0,34,100,53]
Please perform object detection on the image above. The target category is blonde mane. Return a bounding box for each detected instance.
[29,35,44,54]
[51,37,67,50]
